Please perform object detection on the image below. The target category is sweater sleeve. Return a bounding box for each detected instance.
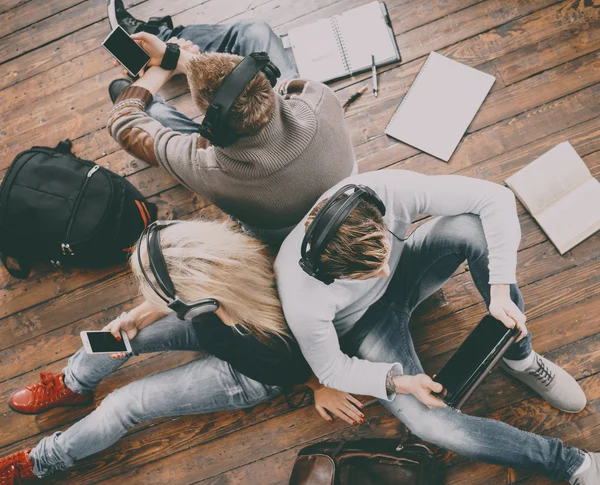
[381,170,521,284]
[281,291,403,401]
[107,86,214,199]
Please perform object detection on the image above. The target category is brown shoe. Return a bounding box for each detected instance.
[0,449,35,484]
[9,372,92,414]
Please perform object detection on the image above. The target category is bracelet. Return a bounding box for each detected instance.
[160,43,181,70]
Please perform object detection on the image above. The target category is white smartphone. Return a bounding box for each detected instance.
[102,25,151,77]
[80,330,133,355]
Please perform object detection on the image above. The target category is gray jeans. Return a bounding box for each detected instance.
[341,214,584,482]
[30,315,281,476]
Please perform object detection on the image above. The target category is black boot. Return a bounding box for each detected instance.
[108,78,132,103]
[107,0,173,35]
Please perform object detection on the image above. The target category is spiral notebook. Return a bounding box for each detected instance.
[284,2,401,83]
[385,52,495,162]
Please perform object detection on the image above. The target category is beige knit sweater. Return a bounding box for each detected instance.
[108,81,356,230]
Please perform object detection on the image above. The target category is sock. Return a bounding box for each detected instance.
[571,453,592,482]
[503,352,536,371]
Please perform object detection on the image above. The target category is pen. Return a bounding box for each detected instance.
[342,86,369,111]
[371,54,378,98]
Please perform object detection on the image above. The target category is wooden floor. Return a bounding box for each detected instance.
[1,0,599,483]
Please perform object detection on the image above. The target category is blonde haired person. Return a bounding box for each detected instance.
[106,3,356,246]
[1,220,363,484]
[275,170,597,484]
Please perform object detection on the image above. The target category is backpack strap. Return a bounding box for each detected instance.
[0,253,31,279]
[54,139,73,154]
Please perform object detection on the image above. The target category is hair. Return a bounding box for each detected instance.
[130,219,289,344]
[187,52,276,137]
[304,196,389,280]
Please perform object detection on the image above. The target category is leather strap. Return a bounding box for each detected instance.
[160,43,180,70]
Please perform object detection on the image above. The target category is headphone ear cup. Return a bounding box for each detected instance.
[262,62,280,87]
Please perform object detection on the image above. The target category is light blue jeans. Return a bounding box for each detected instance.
[341,214,585,482]
[29,315,281,476]
[148,20,299,246]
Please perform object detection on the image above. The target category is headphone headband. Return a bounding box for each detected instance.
[137,221,219,320]
[198,51,280,148]
[299,185,386,285]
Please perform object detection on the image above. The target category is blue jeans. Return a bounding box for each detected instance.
[29,315,281,476]
[149,20,299,245]
[341,214,584,482]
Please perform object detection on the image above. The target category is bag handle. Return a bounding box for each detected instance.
[54,139,73,154]
[0,253,31,279]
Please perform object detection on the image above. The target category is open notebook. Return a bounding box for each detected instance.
[385,52,495,162]
[284,2,401,83]
[505,142,600,254]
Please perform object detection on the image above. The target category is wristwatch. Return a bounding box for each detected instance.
[160,43,181,70]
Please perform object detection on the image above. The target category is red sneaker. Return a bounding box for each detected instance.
[9,372,92,414]
[0,449,35,484]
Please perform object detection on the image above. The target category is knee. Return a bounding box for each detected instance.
[440,214,488,259]
[146,101,170,124]
[235,19,275,41]
[402,407,464,448]
[98,387,144,429]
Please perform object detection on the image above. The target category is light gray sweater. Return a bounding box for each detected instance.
[108,81,356,230]
[275,170,521,401]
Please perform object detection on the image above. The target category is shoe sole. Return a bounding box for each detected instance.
[107,0,118,31]
[8,401,91,415]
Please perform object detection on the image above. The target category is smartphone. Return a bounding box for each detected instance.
[102,25,151,77]
[433,315,521,408]
[80,330,133,355]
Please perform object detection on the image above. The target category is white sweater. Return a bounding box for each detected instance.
[275,170,521,401]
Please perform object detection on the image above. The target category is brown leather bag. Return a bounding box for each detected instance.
[288,439,444,485]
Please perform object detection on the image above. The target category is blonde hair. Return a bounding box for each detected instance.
[305,197,389,280]
[187,52,276,137]
[130,219,289,344]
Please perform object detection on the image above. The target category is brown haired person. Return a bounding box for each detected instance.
[274,170,598,484]
[106,1,355,246]
[0,219,363,484]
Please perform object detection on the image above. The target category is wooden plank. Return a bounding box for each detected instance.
[0,0,31,15]
[0,0,108,64]
[496,17,600,85]
[104,373,600,485]
[358,81,600,173]
[349,48,600,163]
[0,0,85,39]
[328,0,564,96]
[412,258,600,361]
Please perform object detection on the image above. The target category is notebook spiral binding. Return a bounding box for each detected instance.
[385,52,435,132]
[331,16,352,75]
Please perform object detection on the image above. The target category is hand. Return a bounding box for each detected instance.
[489,284,528,341]
[313,385,365,425]
[102,312,138,359]
[111,33,199,77]
[394,374,447,409]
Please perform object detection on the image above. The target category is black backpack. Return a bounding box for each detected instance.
[0,140,157,278]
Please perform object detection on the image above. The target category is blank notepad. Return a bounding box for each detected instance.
[385,52,495,162]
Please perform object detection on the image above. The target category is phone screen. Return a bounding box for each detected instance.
[86,331,127,352]
[102,26,150,76]
[435,316,515,402]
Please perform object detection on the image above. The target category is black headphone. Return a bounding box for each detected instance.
[137,221,219,321]
[299,184,386,285]
[198,51,280,148]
